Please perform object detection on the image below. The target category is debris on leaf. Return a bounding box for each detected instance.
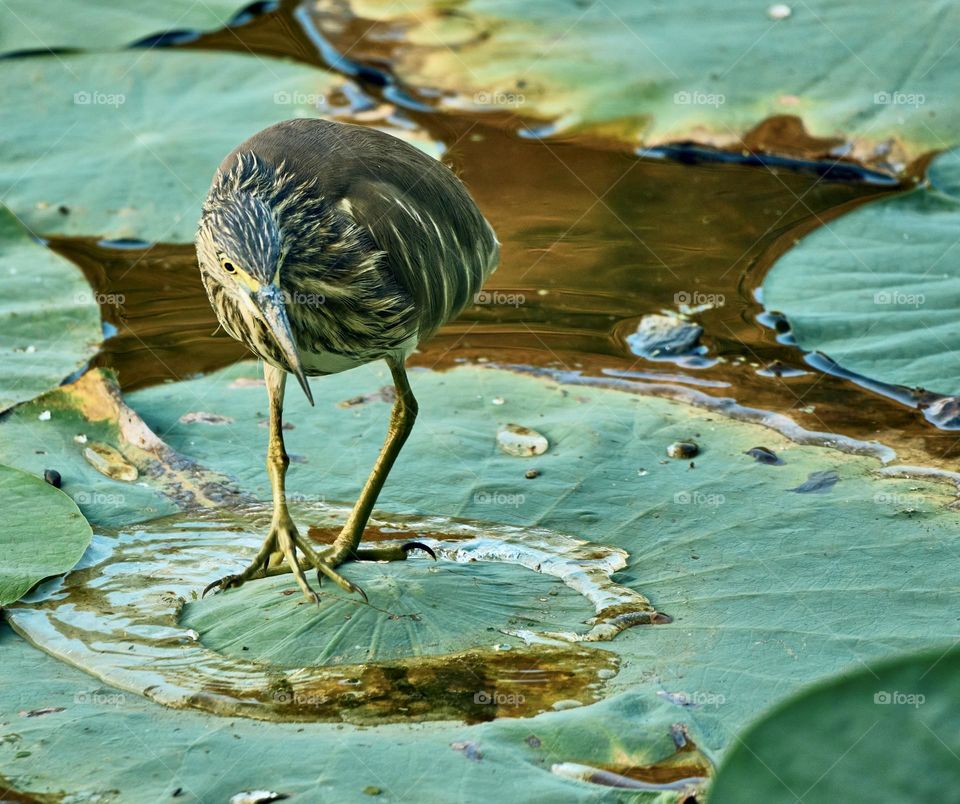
[229,377,266,388]
[667,441,699,459]
[338,385,396,408]
[83,442,138,481]
[451,740,484,761]
[179,411,234,425]
[18,707,65,718]
[229,791,288,804]
[745,446,783,465]
[789,470,839,494]
[496,423,549,457]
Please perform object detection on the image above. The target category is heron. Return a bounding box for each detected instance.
[195,119,499,603]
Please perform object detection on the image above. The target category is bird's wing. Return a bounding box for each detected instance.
[346,174,499,338]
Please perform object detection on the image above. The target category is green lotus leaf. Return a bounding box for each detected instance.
[0,50,437,242]
[0,464,92,606]
[127,363,960,723]
[0,368,244,527]
[763,148,960,396]
[6,362,960,798]
[0,205,100,411]
[0,617,694,802]
[0,0,246,53]
[312,0,960,159]
[183,561,594,667]
[711,644,960,803]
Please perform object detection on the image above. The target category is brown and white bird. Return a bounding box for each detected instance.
[195,119,499,603]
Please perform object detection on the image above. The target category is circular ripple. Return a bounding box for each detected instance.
[8,504,665,724]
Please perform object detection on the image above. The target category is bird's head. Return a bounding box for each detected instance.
[196,189,314,405]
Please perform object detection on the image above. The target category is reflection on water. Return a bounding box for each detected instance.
[45,0,960,470]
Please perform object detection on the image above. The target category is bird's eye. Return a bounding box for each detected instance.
[221,258,237,274]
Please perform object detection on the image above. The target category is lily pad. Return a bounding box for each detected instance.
[6,362,960,797]
[711,644,960,803]
[127,364,960,717]
[0,0,248,54]
[763,148,960,396]
[0,206,100,411]
[310,0,960,160]
[0,50,434,242]
[0,464,91,606]
[0,617,695,801]
[0,369,240,527]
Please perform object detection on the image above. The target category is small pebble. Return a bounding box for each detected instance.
[58,205,70,215]
[768,3,791,19]
[525,734,542,748]
[524,469,540,479]
[43,469,61,488]
[551,699,583,711]
[37,410,51,421]
[362,787,382,796]
[496,423,549,457]
[666,441,699,459]
[491,396,505,405]
[73,433,88,444]
[746,446,783,465]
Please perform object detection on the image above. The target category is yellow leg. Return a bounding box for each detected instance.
[325,357,418,567]
[203,363,323,602]
[203,358,429,603]
[262,357,430,596]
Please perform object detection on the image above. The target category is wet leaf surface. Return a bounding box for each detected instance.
[763,149,960,397]
[0,50,435,242]
[0,0,250,53]
[0,464,91,606]
[0,206,100,412]
[307,0,960,162]
[711,644,960,803]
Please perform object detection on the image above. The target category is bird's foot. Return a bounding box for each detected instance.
[202,516,334,604]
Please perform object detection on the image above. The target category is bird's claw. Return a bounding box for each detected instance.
[401,541,437,560]
[201,574,242,598]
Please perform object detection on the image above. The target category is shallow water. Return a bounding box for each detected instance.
[43,0,960,470]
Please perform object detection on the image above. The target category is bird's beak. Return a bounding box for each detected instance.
[253,284,315,406]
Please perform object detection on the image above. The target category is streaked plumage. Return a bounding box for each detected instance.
[195,119,499,604]
[197,118,499,376]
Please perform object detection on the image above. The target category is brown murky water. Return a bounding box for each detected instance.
[47,0,960,468]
